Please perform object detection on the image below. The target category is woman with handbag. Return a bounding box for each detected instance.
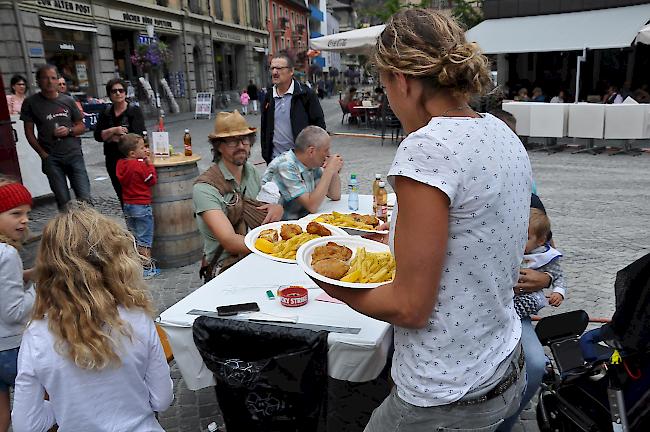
[94,78,145,206]
[193,111,284,282]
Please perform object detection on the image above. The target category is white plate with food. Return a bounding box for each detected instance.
[300,211,389,236]
[296,236,395,289]
[244,221,348,264]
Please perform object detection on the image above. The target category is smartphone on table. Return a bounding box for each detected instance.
[216,302,260,317]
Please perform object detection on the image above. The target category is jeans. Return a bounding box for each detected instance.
[364,345,525,432]
[498,318,546,431]
[123,204,154,248]
[105,152,124,206]
[41,151,92,209]
[0,348,19,392]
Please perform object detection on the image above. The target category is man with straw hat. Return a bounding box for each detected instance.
[193,111,284,281]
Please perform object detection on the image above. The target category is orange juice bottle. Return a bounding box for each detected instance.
[183,129,192,156]
[372,174,381,215]
[375,181,388,222]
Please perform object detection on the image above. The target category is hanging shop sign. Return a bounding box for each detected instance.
[108,9,181,31]
[36,0,92,16]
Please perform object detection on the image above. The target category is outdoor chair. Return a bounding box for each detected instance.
[339,100,350,124]
[193,316,329,432]
[380,102,403,145]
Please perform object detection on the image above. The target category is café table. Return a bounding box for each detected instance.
[352,104,381,128]
[158,194,394,391]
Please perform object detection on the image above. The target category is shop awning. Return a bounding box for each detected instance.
[466,4,650,54]
[42,17,97,33]
[636,24,650,45]
[310,25,385,54]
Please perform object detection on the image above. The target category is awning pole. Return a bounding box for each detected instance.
[575,48,587,103]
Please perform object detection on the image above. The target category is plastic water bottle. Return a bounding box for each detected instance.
[348,174,359,211]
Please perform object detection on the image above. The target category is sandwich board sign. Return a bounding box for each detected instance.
[194,92,212,119]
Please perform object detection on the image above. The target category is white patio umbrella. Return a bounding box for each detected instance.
[310,24,385,54]
[635,24,650,44]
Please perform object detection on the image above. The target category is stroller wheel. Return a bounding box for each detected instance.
[537,392,586,432]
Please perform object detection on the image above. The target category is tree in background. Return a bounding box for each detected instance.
[356,0,483,29]
[451,0,483,30]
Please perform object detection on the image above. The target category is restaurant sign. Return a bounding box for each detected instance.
[36,0,92,16]
[108,9,181,31]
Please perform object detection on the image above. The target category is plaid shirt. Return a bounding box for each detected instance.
[261,150,322,220]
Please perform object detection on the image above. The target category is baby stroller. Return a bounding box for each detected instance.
[535,253,650,431]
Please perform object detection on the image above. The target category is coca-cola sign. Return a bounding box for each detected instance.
[328,39,348,48]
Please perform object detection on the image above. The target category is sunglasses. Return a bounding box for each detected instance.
[270,66,290,72]
[58,83,67,87]
[111,88,126,94]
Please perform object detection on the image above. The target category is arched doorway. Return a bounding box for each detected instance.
[193,45,204,92]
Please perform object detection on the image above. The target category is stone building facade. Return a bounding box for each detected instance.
[0,0,270,114]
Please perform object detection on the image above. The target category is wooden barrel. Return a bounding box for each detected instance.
[151,155,203,268]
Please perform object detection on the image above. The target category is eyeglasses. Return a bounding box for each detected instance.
[111,88,126,94]
[222,136,252,148]
[270,66,290,72]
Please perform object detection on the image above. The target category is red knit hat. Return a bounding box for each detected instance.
[0,183,33,213]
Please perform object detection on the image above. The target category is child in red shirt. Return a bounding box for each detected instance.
[116,133,159,278]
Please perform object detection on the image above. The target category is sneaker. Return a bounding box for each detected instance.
[143,260,161,279]
[143,267,161,279]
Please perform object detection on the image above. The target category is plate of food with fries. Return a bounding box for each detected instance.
[245,221,348,263]
[296,236,395,288]
[301,211,389,236]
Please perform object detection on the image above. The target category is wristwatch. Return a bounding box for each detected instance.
[67,127,73,137]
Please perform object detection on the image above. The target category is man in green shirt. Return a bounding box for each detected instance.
[193,111,283,276]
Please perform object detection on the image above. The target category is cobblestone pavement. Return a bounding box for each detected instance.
[17,97,650,432]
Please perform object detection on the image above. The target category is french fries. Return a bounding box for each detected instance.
[269,232,319,260]
[314,212,380,231]
[335,247,395,284]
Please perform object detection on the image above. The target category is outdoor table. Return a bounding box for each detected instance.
[568,103,606,154]
[158,194,393,391]
[151,154,203,268]
[352,105,381,128]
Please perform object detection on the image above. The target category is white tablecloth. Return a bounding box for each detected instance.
[159,195,394,391]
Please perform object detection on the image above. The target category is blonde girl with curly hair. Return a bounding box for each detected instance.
[0,177,34,432]
[314,9,532,431]
[11,204,173,431]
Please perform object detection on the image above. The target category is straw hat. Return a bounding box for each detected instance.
[208,110,256,139]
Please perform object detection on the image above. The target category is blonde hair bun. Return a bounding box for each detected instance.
[373,8,492,98]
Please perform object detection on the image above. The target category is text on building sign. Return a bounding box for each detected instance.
[37,0,92,16]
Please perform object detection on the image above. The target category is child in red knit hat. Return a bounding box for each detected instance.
[0,176,34,432]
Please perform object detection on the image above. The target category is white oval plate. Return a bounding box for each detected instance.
[299,212,389,236]
[244,221,348,264]
[296,236,393,289]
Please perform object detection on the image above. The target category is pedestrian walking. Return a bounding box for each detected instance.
[21,64,91,210]
[240,89,250,115]
[0,178,34,432]
[247,80,259,114]
[94,78,146,206]
[260,52,326,163]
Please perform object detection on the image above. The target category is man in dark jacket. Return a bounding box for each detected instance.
[260,52,326,164]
